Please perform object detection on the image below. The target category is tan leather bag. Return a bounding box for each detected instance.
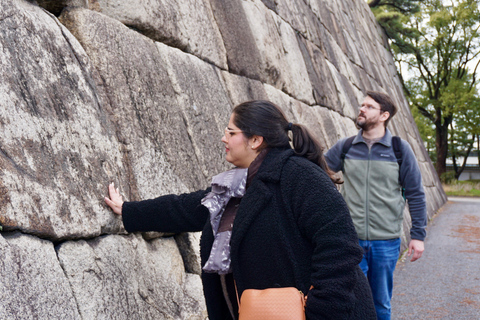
[237,286,306,320]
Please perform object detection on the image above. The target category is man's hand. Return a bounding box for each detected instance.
[408,239,424,262]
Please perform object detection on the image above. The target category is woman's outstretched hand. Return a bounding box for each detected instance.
[104,182,124,215]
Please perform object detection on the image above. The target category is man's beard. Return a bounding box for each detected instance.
[356,114,376,131]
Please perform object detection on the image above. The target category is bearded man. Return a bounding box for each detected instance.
[325,91,427,320]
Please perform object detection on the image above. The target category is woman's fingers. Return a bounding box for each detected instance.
[105,182,124,215]
[104,197,122,215]
[108,183,122,201]
[108,182,117,198]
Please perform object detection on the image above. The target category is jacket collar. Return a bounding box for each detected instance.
[354,128,393,147]
[254,147,294,184]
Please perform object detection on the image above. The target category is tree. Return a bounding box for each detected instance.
[372,0,480,179]
[447,87,480,178]
[368,0,421,12]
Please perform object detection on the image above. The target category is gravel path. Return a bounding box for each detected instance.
[392,197,480,320]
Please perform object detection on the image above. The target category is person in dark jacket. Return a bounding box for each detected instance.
[105,100,376,319]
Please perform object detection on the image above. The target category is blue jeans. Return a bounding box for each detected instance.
[359,238,401,320]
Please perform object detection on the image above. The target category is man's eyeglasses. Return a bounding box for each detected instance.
[361,105,382,111]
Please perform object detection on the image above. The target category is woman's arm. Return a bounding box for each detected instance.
[105,182,211,234]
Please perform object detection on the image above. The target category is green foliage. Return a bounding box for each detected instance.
[449,94,480,171]
[411,103,436,161]
[441,171,457,183]
[368,0,421,14]
[371,0,480,179]
[370,1,421,54]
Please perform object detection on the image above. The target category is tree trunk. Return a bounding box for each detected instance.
[455,142,474,180]
[435,118,450,179]
[452,154,458,178]
[477,134,480,166]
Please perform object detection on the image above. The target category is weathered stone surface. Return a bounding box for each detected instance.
[0,0,448,318]
[419,162,437,188]
[57,233,207,319]
[219,71,268,106]
[59,7,191,197]
[296,34,340,109]
[264,0,324,48]
[175,232,202,275]
[406,129,430,163]
[0,0,125,240]
[60,8,233,194]
[209,0,262,78]
[325,59,359,118]
[154,41,234,179]
[263,84,302,128]
[211,0,315,105]
[85,0,228,70]
[0,233,80,319]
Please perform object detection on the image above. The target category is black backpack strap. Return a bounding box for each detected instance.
[340,136,355,171]
[391,136,405,199]
[391,136,403,167]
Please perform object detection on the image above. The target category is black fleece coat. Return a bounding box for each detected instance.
[122,148,376,320]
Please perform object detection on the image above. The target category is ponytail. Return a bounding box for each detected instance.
[232,100,340,184]
[290,124,341,184]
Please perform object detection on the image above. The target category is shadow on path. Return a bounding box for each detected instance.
[392,197,480,319]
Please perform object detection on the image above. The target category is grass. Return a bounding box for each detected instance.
[442,180,480,197]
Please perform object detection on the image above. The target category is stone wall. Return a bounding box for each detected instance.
[0,0,446,318]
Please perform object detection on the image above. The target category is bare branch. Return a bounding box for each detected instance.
[416,105,435,122]
[470,59,480,90]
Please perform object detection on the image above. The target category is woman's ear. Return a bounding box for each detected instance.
[250,135,264,150]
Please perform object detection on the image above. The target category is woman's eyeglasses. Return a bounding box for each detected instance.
[224,127,244,138]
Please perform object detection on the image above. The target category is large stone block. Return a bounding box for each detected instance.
[419,162,437,188]
[296,35,339,108]
[57,233,207,319]
[262,0,324,48]
[175,232,202,275]
[155,41,234,179]
[325,59,358,119]
[0,233,80,319]
[210,0,315,105]
[263,84,303,127]
[219,70,268,107]
[0,0,125,240]
[85,0,227,70]
[59,7,224,197]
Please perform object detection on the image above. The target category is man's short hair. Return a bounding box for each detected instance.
[366,90,397,127]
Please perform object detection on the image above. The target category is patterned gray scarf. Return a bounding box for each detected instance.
[201,167,248,274]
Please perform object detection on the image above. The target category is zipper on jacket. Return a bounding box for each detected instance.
[365,147,371,240]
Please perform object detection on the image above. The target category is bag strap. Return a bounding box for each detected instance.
[391,136,405,199]
[391,136,402,167]
[235,281,240,307]
[340,136,355,172]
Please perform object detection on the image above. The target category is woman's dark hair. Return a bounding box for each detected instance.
[232,100,340,184]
